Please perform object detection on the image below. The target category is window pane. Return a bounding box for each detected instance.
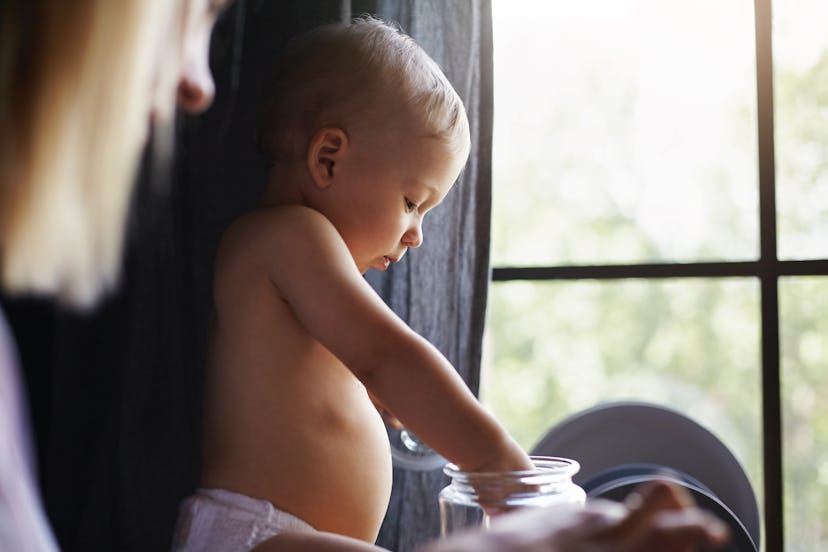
[773,1,828,260]
[480,278,763,509]
[491,0,759,266]
[781,277,828,549]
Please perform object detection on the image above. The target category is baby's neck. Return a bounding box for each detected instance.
[259,162,307,207]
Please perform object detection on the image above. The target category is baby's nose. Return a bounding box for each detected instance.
[403,223,423,248]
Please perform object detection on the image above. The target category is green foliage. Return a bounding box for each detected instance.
[780,278,828,549]
[481,279,762,487]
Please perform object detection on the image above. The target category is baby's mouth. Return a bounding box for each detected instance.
[380,250,407,270]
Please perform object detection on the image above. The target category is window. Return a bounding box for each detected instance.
[480,1,828,550]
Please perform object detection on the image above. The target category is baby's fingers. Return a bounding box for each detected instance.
[474,477,541,518]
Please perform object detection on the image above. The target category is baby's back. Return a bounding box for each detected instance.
[200,208,393,542]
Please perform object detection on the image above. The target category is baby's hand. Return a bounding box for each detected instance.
[458,444,537,517]
[471,470,537,517]
[468,437,534,475]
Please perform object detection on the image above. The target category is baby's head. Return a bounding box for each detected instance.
[257,16,470,166]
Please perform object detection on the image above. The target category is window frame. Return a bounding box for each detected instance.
[488,1,828,549]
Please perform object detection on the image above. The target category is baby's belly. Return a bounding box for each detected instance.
[202,358,394,542]
[319,403,394,538]
[261,385,394,541]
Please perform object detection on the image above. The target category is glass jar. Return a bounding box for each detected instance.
[438,456,586,537]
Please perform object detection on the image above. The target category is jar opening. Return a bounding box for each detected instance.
[443,455,580,482]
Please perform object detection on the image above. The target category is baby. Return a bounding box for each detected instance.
[172,16,532,552]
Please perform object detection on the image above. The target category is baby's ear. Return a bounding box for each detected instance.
[307,127,349,189]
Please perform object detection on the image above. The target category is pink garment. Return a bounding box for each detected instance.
[0,307,59,551]
[172,488,315,552]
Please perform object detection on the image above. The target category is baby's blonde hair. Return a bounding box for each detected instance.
[0,0,181,307]
[257,16,470,163]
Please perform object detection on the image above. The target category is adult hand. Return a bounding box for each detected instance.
[422,478,730,552]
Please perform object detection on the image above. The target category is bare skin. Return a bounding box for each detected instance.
[421,479,731,552]
[249,480,731,552]
[201,125,532,543]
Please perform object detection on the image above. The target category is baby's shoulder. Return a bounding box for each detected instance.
[228,204,328,234]
[215,205,342,269]
[221,205,334,248]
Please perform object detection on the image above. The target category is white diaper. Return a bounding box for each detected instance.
[171,488,315,552]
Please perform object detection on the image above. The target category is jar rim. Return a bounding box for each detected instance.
[443,455,580,480]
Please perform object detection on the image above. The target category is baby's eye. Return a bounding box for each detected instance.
[404,198,417,212]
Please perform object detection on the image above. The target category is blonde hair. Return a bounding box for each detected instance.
[0,0,182,307]
[257,16,470,163]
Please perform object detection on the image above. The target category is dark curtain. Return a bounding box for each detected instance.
[5,1,493,551]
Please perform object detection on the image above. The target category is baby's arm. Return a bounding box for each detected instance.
[260,207,531,474]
